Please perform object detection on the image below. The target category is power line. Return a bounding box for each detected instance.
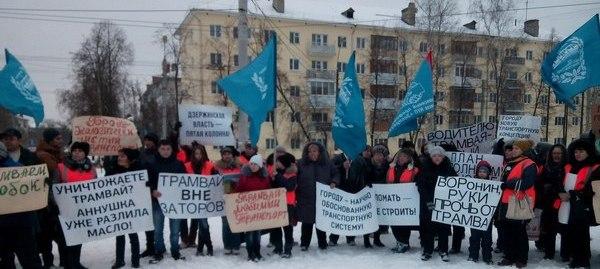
[0,7,237,12]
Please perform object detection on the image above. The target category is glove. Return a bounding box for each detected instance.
[427,202,435,211]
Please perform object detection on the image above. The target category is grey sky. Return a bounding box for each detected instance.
[0,0,598,122]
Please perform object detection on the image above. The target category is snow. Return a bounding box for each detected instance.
[41,217,600,268]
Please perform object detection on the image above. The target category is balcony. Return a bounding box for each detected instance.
[309,94,335,108]
[504,79,522,89]
[369,98,398,110]
[307,70,336,81]
[308,44,336,57]
[311,122,332,132]
[504,57,525,65]
[370,73,400,85]
[453,76,480,87]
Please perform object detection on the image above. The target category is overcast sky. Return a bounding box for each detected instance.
[0,0,598,122]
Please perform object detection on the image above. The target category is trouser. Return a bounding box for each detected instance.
[115,233,139,266]
[179,219,198,245]
[222,217,241,251]
[564,222,590,266]
[503,219,529,264]
[495,221,506,252]
[328,234,355,244]
[144,230,155,253]
[300,223,327,248]
[152,202,182,256]
[469,226,493,261]
[245,231,261,259]
[192,218,212,252]
[272,225,294,254]
[0,226,42,269]
[541,208,568,259]
[391,226,412,245]
[65,245,82,269]
[451,225,465,251]
[37,207,65,267]
[420,214,450,254]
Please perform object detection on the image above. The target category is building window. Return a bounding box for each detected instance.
[419,42,428,53]
[523,94,532,104]
[554,137,565,145]
[338,36,347,48]
[374,138,388,146]
[435,115,444,124]
[233,55,239,67]
[356,63,365,74]
[311,60,328,70]
[311,112,328,123]
[291,138,301,149]
[488,116,497,123]
[233,27,238,39]
[289,58,299,70]
[489,71,497,80]
[209,25,221,37]
[435,91,445,101]
[508,71,518,80]
[265,111,274,122]
[437,44,446,55]
[211,81,223,94]
[524,72,532,82]
[337,62,347,72]
[312,34,328,46]
[489,93,497,102]
[572,117,579,126]
[289,86,300,97]
[541,116,548,126]
[289,32,300,44]
[290,112,301,122]
[437,67,445,77]
[398,40,408,52]
[310,81,335,95]
[475,115,482,123]
[477,47,484,57]
[474,93,482,102]
[210,53,222,66]
[356,37,366,49]
[555,116,565,125]
[266,138,277,149]
[540,95,549,104]
[526,50,533,60]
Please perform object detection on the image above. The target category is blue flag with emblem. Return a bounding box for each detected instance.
[541,14,600,108]
[388,52,434,137]
[217,34,276,146]
[332,51,366,160]
[0,49,44,125]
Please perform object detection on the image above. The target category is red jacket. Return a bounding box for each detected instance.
[235,166,271,193]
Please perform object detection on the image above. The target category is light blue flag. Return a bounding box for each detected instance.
[217,34,276,146]
[541,14,600,108]
[332,51,366,160]
[0,49,44,125]
[388,53,434,137]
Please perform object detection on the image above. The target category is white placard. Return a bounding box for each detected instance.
[179,104,235,146]
[446,152,504,181]
[426,122,497,153]
[497,115,542,143]
[157,173,225,219]
[373,183,420,226]
[558,173,577,224]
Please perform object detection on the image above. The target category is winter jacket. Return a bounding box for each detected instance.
[346,156,389,192]
[416,156,458,214]
[58,157,96,183]
[539,161,565,210]
[273,166,298,205]
[235,165,271,193]
[35,140,64,182]
[500,156,537,204]
[296,142,340,223]
[331,153,351,191]
[147,154,186,200]
[139,148,157,170]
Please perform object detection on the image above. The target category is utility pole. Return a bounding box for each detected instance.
[161,36,168,139]
[237,0,250,145]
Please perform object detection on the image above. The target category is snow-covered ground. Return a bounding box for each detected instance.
[47,218,600,268]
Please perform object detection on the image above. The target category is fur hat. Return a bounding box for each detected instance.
[372,144,390,157]
[70,141,90,156]
[513,139,534,152]
[143,133,159,146]
[249,154,264,168]
[120,148,140,161]
[43,128,61,143]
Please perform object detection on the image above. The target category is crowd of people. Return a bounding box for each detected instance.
[0,125,599,269]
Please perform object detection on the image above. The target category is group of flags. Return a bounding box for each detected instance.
[0,15,598,155]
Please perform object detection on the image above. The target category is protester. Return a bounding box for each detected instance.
[0,128,43,269]
[239,143,257,165]
[498,139,537,268]
[147,140,187,263]
[270,152,298,258]
[494,139,513,254]
[235,154,271,262]
[468,160,494,264]
[387,147,419,254]
[440,143,465,254]
[557,139,599,268]
[138,133,159,258]
[109,148,141,269]
[184,144,218,256]
[328,151,354,246]
[296,142,340,251]
[58,141,97,269]
[214,146,243,256]
[266,145,287,177]
[417,145,457,262]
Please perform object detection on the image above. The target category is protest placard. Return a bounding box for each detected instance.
[373,183,419,226]
[432,176,502,230]
[0,164,49,215]
[72,116,141,156]
[426,122,497,153]
[446,152,504,181]
[592,104,600,136]
[316,182,379,236]
[224,188,288,233]
[157,173,225,219]
[179,104,235,146]
[53,170,153,246]
[497,115,542,143]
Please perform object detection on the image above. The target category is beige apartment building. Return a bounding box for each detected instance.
[175,3,596,158]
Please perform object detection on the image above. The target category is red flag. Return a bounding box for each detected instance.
[425,50,433,70]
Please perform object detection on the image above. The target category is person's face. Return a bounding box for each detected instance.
[431,154,444,165]
[117,152,130,167]
[551,148,563,163]
[193,148,205,161]
[158,145,173,158]
[511,146,523,158]
[50,135,63,148]
[245,146,256,155]
[308,145,320,161]
[276,160,285,170]
[276,150,285,157]
[574,149,589,162]
[221,152,233,162]
[2,136,20,152]
[397,153,410,166]
[477,169,489,179]
[504,147,513,159]
[372,153,385,165]
[249,162,260,172]
[72,148,86,162]
[144,140,156,150]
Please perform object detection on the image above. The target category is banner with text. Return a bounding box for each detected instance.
[72,116,141,156]
[0,164,49,215]
[157,173,225,219]
[224,188,288,233]
[426,122,497,153]
[316,182,379,236]
[179,104,235,146]
[432,176,502,231]
[373,183,420,226]
[446,152,504,181]
[53,170,153,246]
[497,115,541,143]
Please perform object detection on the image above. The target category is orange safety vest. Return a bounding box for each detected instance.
[177,149,188,163]
[184,161,215,175]
[553,164,600,209]
[386,166,419,183]
[239,155,249,165]
[501,158,536,204]
[282,172,297,205]
[58,163,95,183]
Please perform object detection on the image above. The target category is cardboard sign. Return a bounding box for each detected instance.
[446,152,504,181]
[432,176,503,230]
[0,164,49,215]
[224,188,288,233]
[72,116,141,156]
[426,122,497,153]
[179,104,235,146]
[157,173,225,219]
[316,182,379,236]
[373,183,420,226]
[53,170,153,246]
[497,115,542,143]
[591,104,600,137]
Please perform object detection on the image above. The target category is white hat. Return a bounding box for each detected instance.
[428,145,446,157]
[249,154,264,168]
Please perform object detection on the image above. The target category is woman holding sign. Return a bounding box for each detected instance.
[556,139,599,269]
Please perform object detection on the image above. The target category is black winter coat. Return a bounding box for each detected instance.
[416,156,458,216]
[147,154,186,202]
[538,161,565,210]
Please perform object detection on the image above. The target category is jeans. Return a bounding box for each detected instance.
[222,217,241,250]
[152,201,182,256]
[469,226,492,261]
[115,233,139,265]
[191,218,212,252]
[245,231,261,259]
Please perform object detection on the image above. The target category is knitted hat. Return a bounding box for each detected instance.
[70,141,90,156]
[221,145,239,156]
[428,145,446,157]
[475,160,492,177]
[513,139,534,152]
[120,148,140,161]
[277,153,296,169]
[43,128,61,143]
[143,133,159,146]
[249,154,264,168]
[372,144,390,157]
